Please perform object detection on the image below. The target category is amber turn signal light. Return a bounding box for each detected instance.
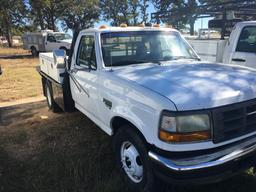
[159,130,211,143]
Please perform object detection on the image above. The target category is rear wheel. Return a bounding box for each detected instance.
[31,46,38,57]
[45,81,61,113]
[113,126,156,192]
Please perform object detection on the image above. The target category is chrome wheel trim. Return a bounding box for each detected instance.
[120,141,143,183]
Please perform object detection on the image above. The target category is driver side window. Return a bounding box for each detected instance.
[76,35,97,69]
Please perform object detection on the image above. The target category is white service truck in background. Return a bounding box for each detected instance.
[188,21,256,68]
[38,25,256,192]
[23,30,72,56]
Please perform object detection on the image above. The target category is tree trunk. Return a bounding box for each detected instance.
[50,15,55,31]
[190,18,195,36]
[37,8,45,30]
[3,14,12,47]
[50,2,56,31]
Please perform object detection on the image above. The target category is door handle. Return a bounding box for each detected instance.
[232,58,246,62]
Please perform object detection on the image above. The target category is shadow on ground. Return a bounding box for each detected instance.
[0,54,34,59]
[0,101,255,192]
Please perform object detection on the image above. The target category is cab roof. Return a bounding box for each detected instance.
[80,26,179,34]
[235,21,256,28]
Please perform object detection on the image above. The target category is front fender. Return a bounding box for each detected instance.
[111,103,158,144]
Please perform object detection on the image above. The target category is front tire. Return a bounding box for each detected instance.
[113,126,156,192]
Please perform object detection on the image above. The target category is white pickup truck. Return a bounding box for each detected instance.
[188,21,256,68]
[38,25,256,191]
[23,30,72,56]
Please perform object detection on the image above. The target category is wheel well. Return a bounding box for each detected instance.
[31,46,36,50]
[59,46,67,50]
[111,116,147,143]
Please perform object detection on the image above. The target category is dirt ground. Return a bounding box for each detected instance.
[0,101,256,192]
[0,101,125,192]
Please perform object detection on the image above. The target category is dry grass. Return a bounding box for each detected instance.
[0,101,255,192]
[0,101,125,192]
[0,47,30,56]
[0,57,42,102]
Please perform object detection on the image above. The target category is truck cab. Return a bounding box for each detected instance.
[38,25,256,192]
[45,32,72,52]
[188,21,256,68]
[223,21,256,68]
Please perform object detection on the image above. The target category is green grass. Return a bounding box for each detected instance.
[0,102,255,192]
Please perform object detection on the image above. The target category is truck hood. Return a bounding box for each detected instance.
[113,61,256,111]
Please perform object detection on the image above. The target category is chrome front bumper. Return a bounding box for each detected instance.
[149,137,256,172]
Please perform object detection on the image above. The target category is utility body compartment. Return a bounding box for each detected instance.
[39,52,66,84]
[39,51,74,112]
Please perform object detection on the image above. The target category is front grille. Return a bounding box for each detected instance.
[212,99,256,143]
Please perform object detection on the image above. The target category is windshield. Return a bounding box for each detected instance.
[54,33,72,40]
[101,31,198,67]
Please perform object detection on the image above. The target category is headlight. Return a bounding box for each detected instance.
[159,111,211,143]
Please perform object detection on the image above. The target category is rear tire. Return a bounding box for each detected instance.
[113,126,156,192]
[45,81,61,113]
[31,46,38,57]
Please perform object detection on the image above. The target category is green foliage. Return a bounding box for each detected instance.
[100,0,149,26]
[59,0,100,31]
[0,0,28,47]
[29,0,63,31]
[152,0,197,32]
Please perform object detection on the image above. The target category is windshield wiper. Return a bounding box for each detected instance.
[132,59,162,65]
[111,59,161,66]
[172,56,201,61]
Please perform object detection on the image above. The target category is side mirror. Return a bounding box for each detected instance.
[53,49,66,69]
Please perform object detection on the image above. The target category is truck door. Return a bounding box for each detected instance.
[231,26,256,68]
[45,34,58,52]
[69,33,100,119]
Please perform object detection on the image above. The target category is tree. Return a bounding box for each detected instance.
[29,0,48,30]
[59,0,100,32]
[129,0,140,25]
[0,0,27,47]
[43,0,63,31]
[140,0,149,23]
[151,0,189,30]
[100,0,149,26]
[29,0,63,31]
[100,0,128,26]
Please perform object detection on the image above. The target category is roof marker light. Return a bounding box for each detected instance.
[138,23,145,27]
[153,24,160,28]
[99,25,108,29]
[120,23,128,28]
[165,24,173,28]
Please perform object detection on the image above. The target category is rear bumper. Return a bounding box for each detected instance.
[148,136,256,185]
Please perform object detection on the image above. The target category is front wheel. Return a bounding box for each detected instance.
[113,126,156,192]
